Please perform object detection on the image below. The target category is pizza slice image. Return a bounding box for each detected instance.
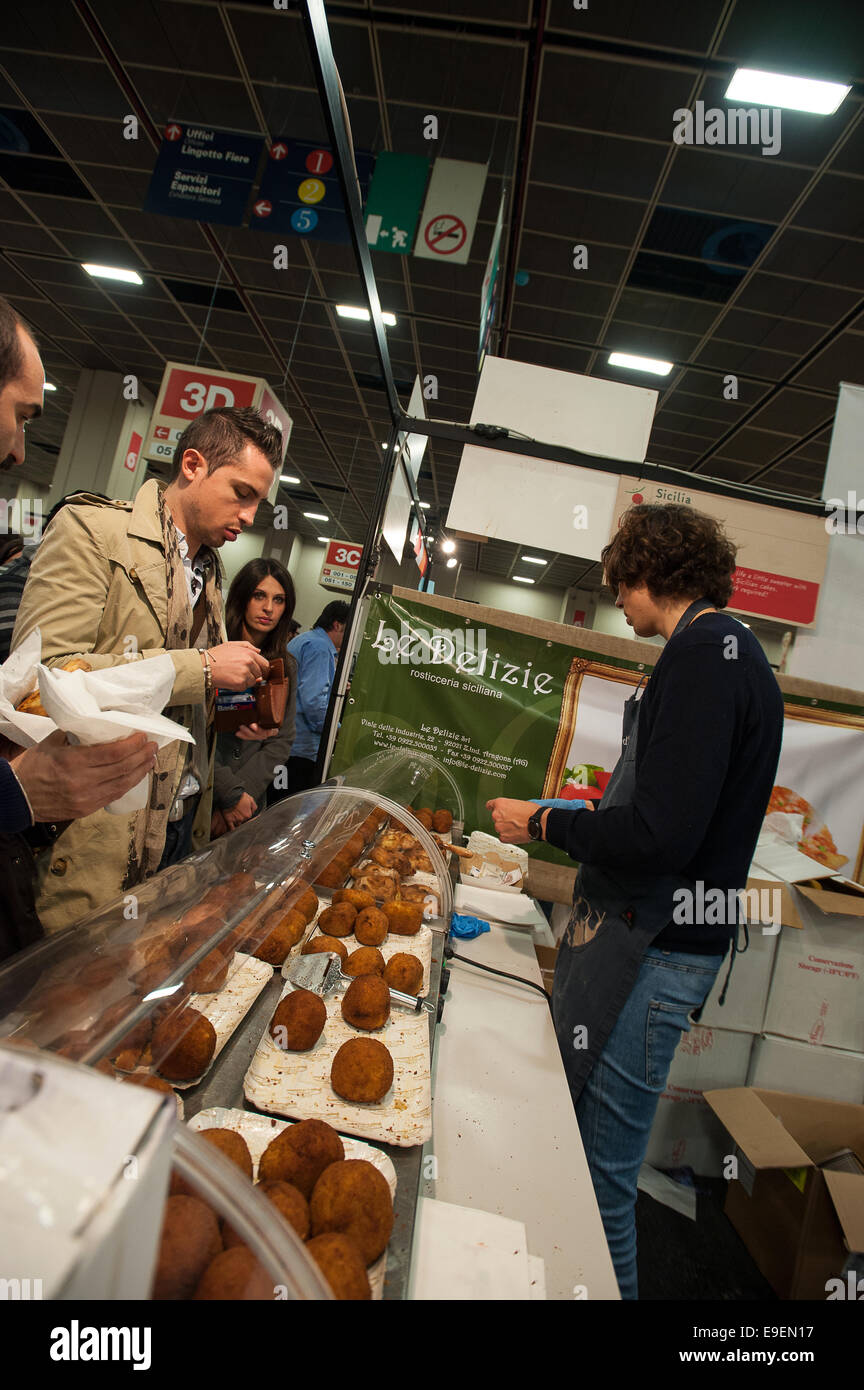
[766,785,848,871]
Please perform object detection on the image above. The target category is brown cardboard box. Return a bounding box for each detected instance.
[704,1086,864,1299]
[534,944,558,995]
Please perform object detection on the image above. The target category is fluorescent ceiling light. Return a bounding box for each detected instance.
[441,539,456,555]
[43,382,57,392]
[304,511,329,521]
[336,304,397,327]
[725,67,850,115]
[446,557,458,569]
[418,501,431,509]
[280,474,300,484]
[608,351,673,377]
[513,575,535,585]
[82,263,143,285]
[521,555,545,565]
[317,536,329,544]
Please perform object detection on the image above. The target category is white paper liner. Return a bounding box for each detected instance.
[244,977,432,1149]
[189,1106,397,1298]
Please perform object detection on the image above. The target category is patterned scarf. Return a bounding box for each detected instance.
[133,487,223,880]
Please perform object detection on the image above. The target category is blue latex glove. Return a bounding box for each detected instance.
[450,913,490,940]
[530,797,593,811]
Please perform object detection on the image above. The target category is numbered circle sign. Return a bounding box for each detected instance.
[306,148,333,175]
[291,207,318,233]
[297,178,326,205]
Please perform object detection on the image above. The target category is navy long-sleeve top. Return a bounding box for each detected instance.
[544,613,784,953]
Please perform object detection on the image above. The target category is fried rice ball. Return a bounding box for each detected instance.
[269,989,327,1052]
[432,809,453,834]
[333,888,375,912]
[193,1247,274,1301]
[343,833,367,862]
[382,953,424,996]
[370,845,410,874]
[331,1037,393,1105]
[280,1118,344,1187]
[120,1072,175,1097]
[258,1119,343,1198]
[224,1180,310,1247]
[414,808,434,830]
[301,934,348,962]
[379,829,414,852]
[309,1159,394,1266]
[151,1007,216,1081]
[170,1128,253,1197]
[185,945,233,994]
[353,906,389,946]
[284,882,318,923]
[315,856,351,889]
[249,909,307,965]
[382,901,424,936]
[306,1233,371,1300]
[344,947,386,978]
[318,902,357,938]
[152,1195,222,1300]
[341,975,390,1032]
[29,982,90,1019]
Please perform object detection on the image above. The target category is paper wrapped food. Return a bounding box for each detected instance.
[0,629,194,815]
[460,831,529,893]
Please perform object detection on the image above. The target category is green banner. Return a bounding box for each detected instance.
[331,592,578,863]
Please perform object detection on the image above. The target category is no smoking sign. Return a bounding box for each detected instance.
[423,214,467,256]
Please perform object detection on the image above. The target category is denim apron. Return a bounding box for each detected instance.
[552,599,715,1103]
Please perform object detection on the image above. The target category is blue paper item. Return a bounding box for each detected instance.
[530,797,592,812]
[449,913,490,940]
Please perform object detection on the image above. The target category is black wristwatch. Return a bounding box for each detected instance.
[527,808,544,842]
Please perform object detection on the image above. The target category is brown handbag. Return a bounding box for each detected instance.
[214,659,287,733]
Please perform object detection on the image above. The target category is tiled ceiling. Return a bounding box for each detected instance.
[1,0,862,596]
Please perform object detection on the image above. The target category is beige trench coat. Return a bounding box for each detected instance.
[12,480,224,933]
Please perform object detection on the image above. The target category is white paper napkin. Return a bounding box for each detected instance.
[0,630,194,815]
[37,656,194,814]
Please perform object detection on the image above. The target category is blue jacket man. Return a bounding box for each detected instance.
[282,599,348,794]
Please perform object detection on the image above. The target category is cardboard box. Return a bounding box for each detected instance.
[534,944,558,995]
[697,925,779,1034]
[704,1087,864,1300]
[645,1026,754,1177]
[748,1034,864,1105]
[747,827,864,931]
[763,900,864,1053]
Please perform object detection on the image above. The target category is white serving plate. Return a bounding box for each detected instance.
[243,978,432,1149]
[189,1106,396,1298]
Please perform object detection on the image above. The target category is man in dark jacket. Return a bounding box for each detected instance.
[488,503,784,1299]
[0,295,155,961]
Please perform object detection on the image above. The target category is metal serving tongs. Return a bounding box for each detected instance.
[284,952,434,1014]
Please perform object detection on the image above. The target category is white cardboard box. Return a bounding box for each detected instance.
[698,926,779,1034]
[762,901,864,1053]
[747,1034,864,1105]
[645,1026,754,1177]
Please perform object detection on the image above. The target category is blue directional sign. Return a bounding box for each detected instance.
[250,138,374,242]
[144,123,264,226]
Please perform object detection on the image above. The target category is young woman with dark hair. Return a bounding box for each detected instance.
[212,558,298,836]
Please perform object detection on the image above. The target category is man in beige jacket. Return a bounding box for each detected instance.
[12,405,282,932]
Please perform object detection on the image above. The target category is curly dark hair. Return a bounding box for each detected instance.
[601,503,737,607]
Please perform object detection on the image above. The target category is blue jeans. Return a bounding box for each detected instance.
[575,945,724,1300]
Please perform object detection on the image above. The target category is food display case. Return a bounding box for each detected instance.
[0,750,460,1300]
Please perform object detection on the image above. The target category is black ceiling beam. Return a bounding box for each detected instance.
[391,413,830,518]
[301,0,400,424]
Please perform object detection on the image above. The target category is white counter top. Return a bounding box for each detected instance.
[418,917,620,1300]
